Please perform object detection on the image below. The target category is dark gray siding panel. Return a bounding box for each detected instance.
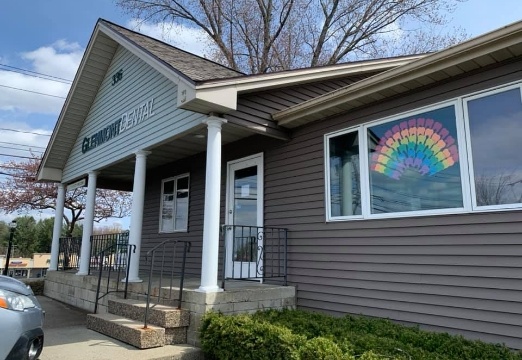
[140,57,522,348]
[141,154,206,277]
[262,58,522,348]
[140,136,282,278]
[224,74,371,132]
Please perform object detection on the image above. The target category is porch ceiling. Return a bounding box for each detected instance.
[93,122,254,190]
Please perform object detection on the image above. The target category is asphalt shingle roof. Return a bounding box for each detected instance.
[101,19,244,83]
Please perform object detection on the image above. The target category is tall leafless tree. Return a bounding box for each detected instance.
[117,0,467,73]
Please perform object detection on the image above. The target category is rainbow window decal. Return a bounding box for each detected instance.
[370,118,459,180]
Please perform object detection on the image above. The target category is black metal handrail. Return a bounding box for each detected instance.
[58,236,82,270]
[220,225,287,290]
[143,240,191,329]
[92,232,134,313]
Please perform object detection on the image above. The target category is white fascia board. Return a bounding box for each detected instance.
[194,56,424,94]
[98,22,195,92]
[37,167,63,182]
[274,20,522,125]
[37,25,105,182]
[179,56,422,114]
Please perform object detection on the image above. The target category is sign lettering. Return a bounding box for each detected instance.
[81,98,155,154]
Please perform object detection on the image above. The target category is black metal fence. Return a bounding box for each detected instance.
[58,236,82,270]
[57,232,130,272]
[221,225,287,289]
[89,232,130,274]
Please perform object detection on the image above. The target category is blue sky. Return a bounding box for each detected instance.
[0,0,521,227]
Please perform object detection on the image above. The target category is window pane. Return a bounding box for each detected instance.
[161,180,174,232]
[174,176,189,230]
[329,131,361,216]
[467,88,522,206]
[368,106,463,214]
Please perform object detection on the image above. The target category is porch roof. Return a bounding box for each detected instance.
[273,20,522,128]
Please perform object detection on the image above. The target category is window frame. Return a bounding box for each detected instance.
[323,90,522,221]
[462,82,522,212]
[159,173,190,233]
[324,126,364,221]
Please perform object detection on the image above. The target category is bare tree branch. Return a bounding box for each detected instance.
[117,0,467,73]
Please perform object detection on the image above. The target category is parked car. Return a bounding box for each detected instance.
[0,275,44,360]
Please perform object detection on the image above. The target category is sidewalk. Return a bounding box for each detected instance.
[38,296,202,360]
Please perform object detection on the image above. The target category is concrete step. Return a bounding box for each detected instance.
[108,298,189,344]
[87,313,165,349]
[109,298,190,328]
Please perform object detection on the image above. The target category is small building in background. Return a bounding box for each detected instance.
[0,253,50,278]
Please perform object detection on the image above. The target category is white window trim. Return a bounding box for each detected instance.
[325,80,522,222]
[159,173,190,233]
[324,127,364,221]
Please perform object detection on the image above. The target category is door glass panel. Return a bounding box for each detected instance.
[233,166,258,262]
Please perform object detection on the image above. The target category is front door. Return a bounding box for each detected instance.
[225,153,263,279]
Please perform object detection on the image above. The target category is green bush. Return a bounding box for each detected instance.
[201,310,522,360]
[298,337,352,360]
[22,279,45,295]
[253,309,522,360]
[200,312,304,360]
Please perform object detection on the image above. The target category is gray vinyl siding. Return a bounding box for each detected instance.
[140,136,282,277]
[139,57,522,348]
[261,57,522,348]
[225,75,371,136]
[62,45,205,183]
[141,154,206,276]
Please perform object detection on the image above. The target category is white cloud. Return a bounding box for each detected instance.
[0,40,83,115]
[126,19,213,57]
[22,40,83,81]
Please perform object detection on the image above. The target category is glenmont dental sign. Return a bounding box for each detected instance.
[82,98,155,154]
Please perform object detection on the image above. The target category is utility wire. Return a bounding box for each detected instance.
[0,84,66,99]
[0,164,29,170]
[0,63,72,83]
[0,153,35,160]
[0,128,51,136]
[0,141,46,149]
[0,145,43,153]
[0,66,72,84]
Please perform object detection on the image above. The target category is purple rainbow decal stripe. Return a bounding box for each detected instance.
[370,118,459,180]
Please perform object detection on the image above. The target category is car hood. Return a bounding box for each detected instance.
[0,275,34,296]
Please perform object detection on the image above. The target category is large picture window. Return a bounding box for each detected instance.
[160,174,189,232]
[325,82,522,221]
[368,106,463,214]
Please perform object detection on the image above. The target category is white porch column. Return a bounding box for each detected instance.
[77,171,98,275]
[126,150,151,282]
[49,183,66,271]
[198,117,226,293]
